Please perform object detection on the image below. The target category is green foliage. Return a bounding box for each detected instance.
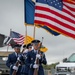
[43,62,59,70]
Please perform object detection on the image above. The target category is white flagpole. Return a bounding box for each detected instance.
[33,24,36,39]
[7,29,12,52]
[42,37,44,43]
[25,24,27,45]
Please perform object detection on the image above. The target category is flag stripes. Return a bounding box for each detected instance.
[25,0,60,36]
[34,1,75,38]
[10,31,24,45]
[13,36,24,45]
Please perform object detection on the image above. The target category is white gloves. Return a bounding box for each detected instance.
[33,64,38,68]
[23,49,28,53]
[13,66,18,71]
[17,57,20,61]
[36,54,41,59]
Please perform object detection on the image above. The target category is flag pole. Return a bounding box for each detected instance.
[42,37,44,43]
[25,24,27,45]
[33,24,36,39]
[7,29,12,52]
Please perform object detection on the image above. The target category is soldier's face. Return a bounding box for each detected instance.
[14,47,20,53]
[33,44,39,50]
[28,46,32,51]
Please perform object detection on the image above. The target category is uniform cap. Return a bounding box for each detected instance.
[27,43,32,49]
[31,40,40,44]
[23,45,27,48]
[13,44,21,48]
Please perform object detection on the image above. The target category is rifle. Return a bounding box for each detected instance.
[12,52,23,75]
[33,37,44,75]
[12,60,20,75]
[33,50,40,75]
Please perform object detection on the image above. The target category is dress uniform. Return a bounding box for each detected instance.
[19,43,32,75]
[6,44,22,75]
[26,40,47,75]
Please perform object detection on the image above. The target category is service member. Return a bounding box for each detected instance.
[6,44,22,75]
[19,43,32,75]
[26,40,47,75]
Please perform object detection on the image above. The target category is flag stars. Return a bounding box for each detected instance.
[46,0,49,2]
[51,2,53,4]
[47,0,51,2]
[43,0,47,3]
[60,2,62,4]
[44,0,46,2]
[53,1,55,2]
[58,3,59,4]
[55,4,57,6]
[46,0,63,10]
[47,0,50,1]
[59,6,61,7]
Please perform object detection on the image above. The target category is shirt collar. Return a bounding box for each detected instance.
[15,52,20,57]
[15,52,17,57]
[34,49,38,53]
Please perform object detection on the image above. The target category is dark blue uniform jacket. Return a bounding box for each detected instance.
[19,52,29,74]
[26,50,47,75]
[6,52,22,75]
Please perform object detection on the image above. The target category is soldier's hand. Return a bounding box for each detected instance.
[13,66,18,71]
[33,64,38,68]
[23,49,28,53]
[36,54,41,59]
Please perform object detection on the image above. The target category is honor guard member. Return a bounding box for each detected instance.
[26,40,47,75]
[19,43,32,75]
[6,44,22,75]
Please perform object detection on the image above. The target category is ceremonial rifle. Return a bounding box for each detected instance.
[12,52,23,75]
[12,60,20,75]
[33,50,40,75]
[33,37,44,75]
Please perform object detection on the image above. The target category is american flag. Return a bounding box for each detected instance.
[34,0,75,38]
[10,31,24,45]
